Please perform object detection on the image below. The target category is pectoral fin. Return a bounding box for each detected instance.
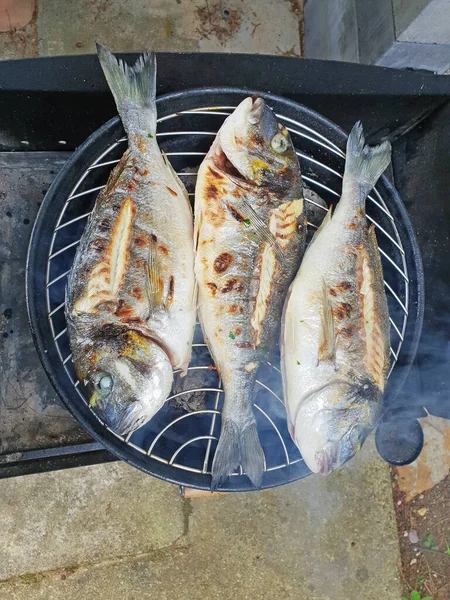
[228,196,285,264]
[318,278,336,364]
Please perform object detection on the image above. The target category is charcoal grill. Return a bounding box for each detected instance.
[26,88,423,491]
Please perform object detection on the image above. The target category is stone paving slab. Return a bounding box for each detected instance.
[0,462,185,582]
[0,440,402,600]
[0,0,302,60]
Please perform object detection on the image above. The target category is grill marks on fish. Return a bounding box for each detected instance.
[214,252,233,273]
[196,165,229,228]
[268,198,304,250]
[74,197,135,313]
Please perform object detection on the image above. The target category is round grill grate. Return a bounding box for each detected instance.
[27,89,422,491]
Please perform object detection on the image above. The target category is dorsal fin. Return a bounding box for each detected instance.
[359,228,390,391]
[318,278,336,364]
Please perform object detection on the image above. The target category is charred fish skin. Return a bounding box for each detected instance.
[195,96,306,489]
[66,46,196,436]
[281,122,391,475]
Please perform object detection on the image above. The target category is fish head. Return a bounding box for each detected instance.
[218,96,298,185]
[293,379,381,475]
[83,329,173,435]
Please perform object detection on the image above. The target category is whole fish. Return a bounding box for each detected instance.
[195,96,306,488]
[281,122,391,474]
[66,46,196,435]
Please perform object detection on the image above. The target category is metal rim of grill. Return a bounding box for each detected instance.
[26,88,423,491]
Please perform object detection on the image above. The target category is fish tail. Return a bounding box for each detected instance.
[211,408,265,490]
[343,121,391,203]
[96,43,157,138]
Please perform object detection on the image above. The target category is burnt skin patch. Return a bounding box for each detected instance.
[329,288,337,297]
[127,179,138,193]
[138,137,146,154]
[90,239,105,252]
[208,166,224,180]
[340,326,353,338]
[158,245,168,255]
[236,342,254,349]
[214,252,233,273]
[140,169,149,177]
[167,276,175,307]
[334,308,345,321]
[221,278,243,293]
[98,218,110,233]
[228,203,245,222]
[207,183,218,199]
[151,233,158,243]
[336,281,353,292]
[121,316,144,326]
[131,287,144,300]
[334,302,352,321]
[166,186,177,197]
[346,220,358,230]
[204,203,226,226]
[115,299,135,319]
[207,282,218,295]
[95,300,118,312]
[134,233,150,248]
[228,303,243,314]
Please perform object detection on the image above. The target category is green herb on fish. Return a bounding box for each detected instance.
[243,218,251,226]
[147,133,153,138]
[229,331,235,340]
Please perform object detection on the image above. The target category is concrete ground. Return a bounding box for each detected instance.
[0,439,402,600]
[1,1,448,599]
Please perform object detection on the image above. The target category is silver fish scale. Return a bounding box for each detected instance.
[45,104,409,486]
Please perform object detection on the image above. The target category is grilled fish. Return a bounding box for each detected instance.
[66,46,196,435]
[281,122,391,474]
[195,96,306,488]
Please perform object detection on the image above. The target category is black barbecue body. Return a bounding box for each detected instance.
[0,53,449,479]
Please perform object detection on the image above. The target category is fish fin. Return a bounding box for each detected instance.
[366,224,384,281]
[146,241,166,310]
[228,197,285,264]
[359,227,390,390]
[251,241,278,346]
[193,199,202,254]
[318,278,336,363]
[96,44,157,137]
[343,122,391,202]
[161,151,192,212]
[309,205,332,245]
[211,415,265,490]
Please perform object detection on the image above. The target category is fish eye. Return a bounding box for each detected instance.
[95,373,113,394]
[270,132,289,154]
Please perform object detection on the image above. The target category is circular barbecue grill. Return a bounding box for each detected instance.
[26,88,424,491]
